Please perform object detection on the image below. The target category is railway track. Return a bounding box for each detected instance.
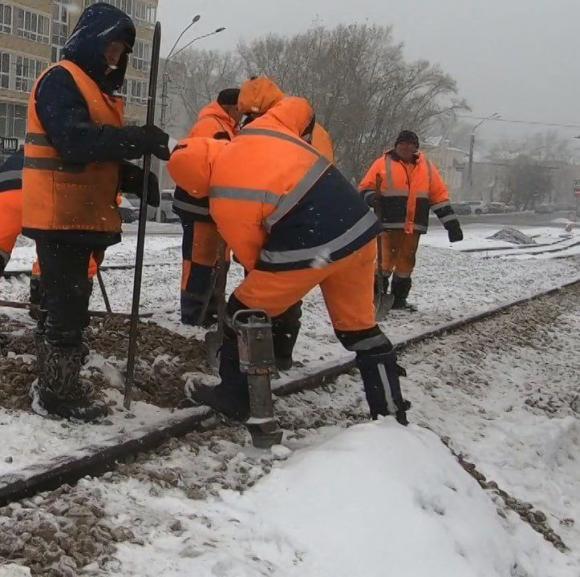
[0,277,577,509]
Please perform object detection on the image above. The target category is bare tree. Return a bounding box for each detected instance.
[176,49,241,128]
[239,24,467,179]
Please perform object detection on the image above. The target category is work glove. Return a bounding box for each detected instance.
[123,125,171,161]
[0,254,6,277]
[120,161,160,207]
[141,125,171,161]
[445,220,464,243]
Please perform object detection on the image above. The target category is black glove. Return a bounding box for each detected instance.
[123,125,171,161]
[142,125,171,161]
[0,254,6,277]
[445,220,464,243]
[120,162,160,207]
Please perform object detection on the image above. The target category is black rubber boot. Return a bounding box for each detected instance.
[391,276,415,311]
[35,342,108,422]
[356,349,411,425]
[188,337,250,420]
[272,302,302,371]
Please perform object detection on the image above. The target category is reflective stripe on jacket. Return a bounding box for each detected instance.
[209,98,380,272]
[22,59,124,233]
[359,151,456,234]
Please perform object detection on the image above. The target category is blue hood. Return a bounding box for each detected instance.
[63,2,136,94]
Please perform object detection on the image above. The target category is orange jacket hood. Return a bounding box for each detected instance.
[248,97,315,138]
[238,77,285,115]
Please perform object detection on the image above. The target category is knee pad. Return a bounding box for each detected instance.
[336,326,393,355]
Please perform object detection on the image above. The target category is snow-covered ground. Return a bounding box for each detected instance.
[0,282,578,576]
[0,220,578,482]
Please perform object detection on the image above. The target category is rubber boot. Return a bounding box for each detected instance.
[272,303,302,371]
[35,342,108,422]
[187,337,250,420]
[356,349,411,425]
[391,276,415,311]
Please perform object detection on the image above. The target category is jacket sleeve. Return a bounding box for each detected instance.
[428,161,458,226]
[358,157,383,202]
[188,117,222,139]
[216,218,265,273]
[35,67,148,164]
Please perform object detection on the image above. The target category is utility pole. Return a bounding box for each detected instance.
[467,112,500,195]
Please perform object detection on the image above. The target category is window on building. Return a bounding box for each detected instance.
[15,8,50,44]
[0,52,9,89]
[15,56,47,93]
[0,103,27,139]
[131,39,151,72]
[129,79,148,105]
[0,3,12,34]
[52,1,70,63]
[84,0,155,26]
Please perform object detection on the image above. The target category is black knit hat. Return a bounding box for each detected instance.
[217,88,240,106]
[395,130,420,148]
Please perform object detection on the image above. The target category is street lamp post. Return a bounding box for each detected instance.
[155,18,226,221]
[467,112,500,193]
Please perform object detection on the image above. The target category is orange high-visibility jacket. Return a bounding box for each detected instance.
[239,76,335,163]
[359,151,456,234]
[22,60,124,234]
[208,97,379,273]
[0,160,23,266]
[188,101,238,140]
[168,137,229,202]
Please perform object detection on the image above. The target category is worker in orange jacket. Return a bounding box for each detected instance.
[234,76,337,368]
[359,131,463,310]
[171,97,411,425]
[238,76,336,163]
[173,88,241,326]
[22,4,169,421]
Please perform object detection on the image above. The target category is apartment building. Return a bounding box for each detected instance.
[0,0,157,154]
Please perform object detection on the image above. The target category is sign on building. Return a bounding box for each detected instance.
[0,137,19,154]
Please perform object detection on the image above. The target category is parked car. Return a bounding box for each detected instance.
[464,200,487,215]
[118,196,139,223]
[485,202,509,214]
[451,202,473,215]
[148,190,179,223]
[125,191,179,222]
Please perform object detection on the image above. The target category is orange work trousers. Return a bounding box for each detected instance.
[379,231,421,278]
[235,241,377,332]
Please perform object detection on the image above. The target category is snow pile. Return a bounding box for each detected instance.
[487,227,536,245]
[109,421,572,577]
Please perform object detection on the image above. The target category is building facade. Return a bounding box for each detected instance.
[0,0,157,155]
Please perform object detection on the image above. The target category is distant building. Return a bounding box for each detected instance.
[0,0,158,158]
[423,136,468,197]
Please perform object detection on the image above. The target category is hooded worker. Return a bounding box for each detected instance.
[172,97,411,426]
[234,76,337,369]
[359,130,463,310]
[173,88,241,326]
[238,76,335,163]
[21,3,170,421]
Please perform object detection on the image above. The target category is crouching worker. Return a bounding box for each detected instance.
[21,3,169,421]
[170,98,411,425]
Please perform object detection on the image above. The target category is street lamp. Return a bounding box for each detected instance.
[155,18,225,221]
[467,112,500,191]
[159,14,202,129]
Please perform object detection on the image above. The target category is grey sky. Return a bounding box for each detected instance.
[158,0,580,144]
